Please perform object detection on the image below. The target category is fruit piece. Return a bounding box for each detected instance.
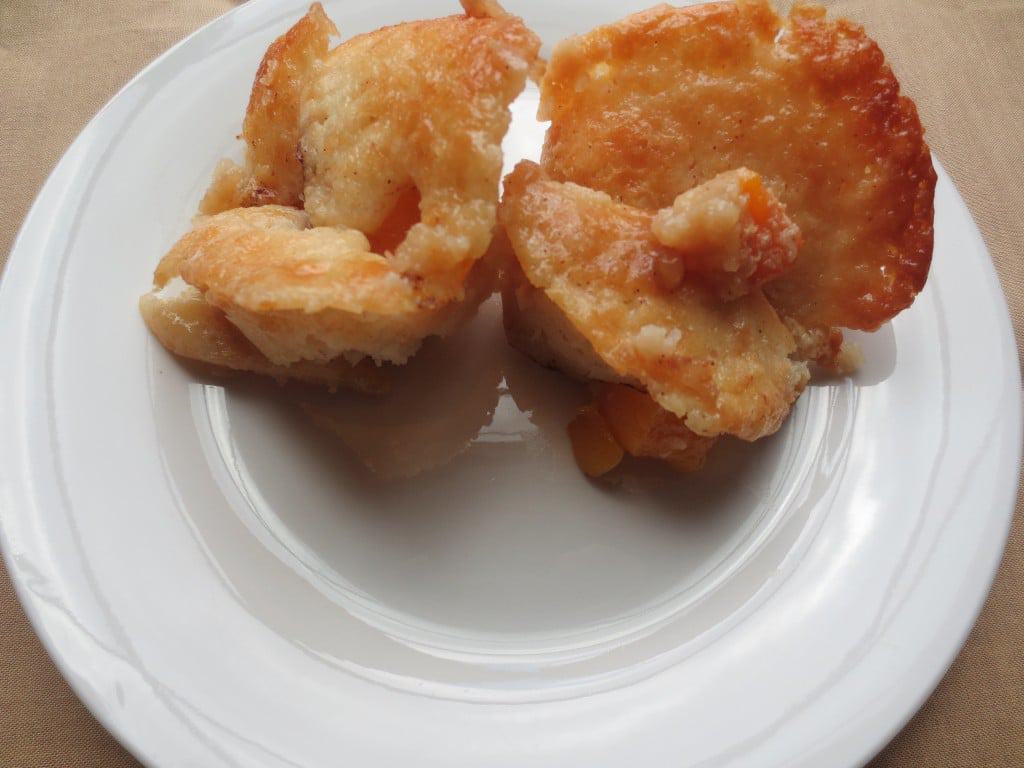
[568,404,625,477]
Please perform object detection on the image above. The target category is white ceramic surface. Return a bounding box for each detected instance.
[1,1,1021,766]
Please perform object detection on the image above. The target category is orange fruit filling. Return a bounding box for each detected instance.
[739,173,771,226]
[567,404,625,477]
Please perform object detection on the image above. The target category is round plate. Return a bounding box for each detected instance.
[1,1,1020,766]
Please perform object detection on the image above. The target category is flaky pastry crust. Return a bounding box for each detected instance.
[540,0,935,338]
[500,162,808,440]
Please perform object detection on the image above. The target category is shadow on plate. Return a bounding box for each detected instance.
[500,344,789,523]
[164,300,807,516]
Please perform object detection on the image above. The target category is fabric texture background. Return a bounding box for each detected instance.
[1,1,1021,765]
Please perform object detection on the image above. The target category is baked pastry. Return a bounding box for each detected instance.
[142,2,540,384]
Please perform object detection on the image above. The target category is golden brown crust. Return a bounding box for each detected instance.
[501,252,630,384]
[147,4,539,378]
[499,162,808,440]
[199,3,336,214]
[139,285,387,393]
[175,207,409,316]
[459,0,510,19]
[242,1,336,207]
[300,11,540,296]
[540,0,935,335]
[458,0,547,82]
[163,206,497,366]
[783,316,863,374]
[197,159,251,216]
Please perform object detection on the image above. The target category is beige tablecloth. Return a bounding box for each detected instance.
[1,1,1021,765]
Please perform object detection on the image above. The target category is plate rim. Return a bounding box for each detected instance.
[0,3,281,766]
[1,1,1021,766]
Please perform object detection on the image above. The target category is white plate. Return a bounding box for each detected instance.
[1,1,1020,766]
